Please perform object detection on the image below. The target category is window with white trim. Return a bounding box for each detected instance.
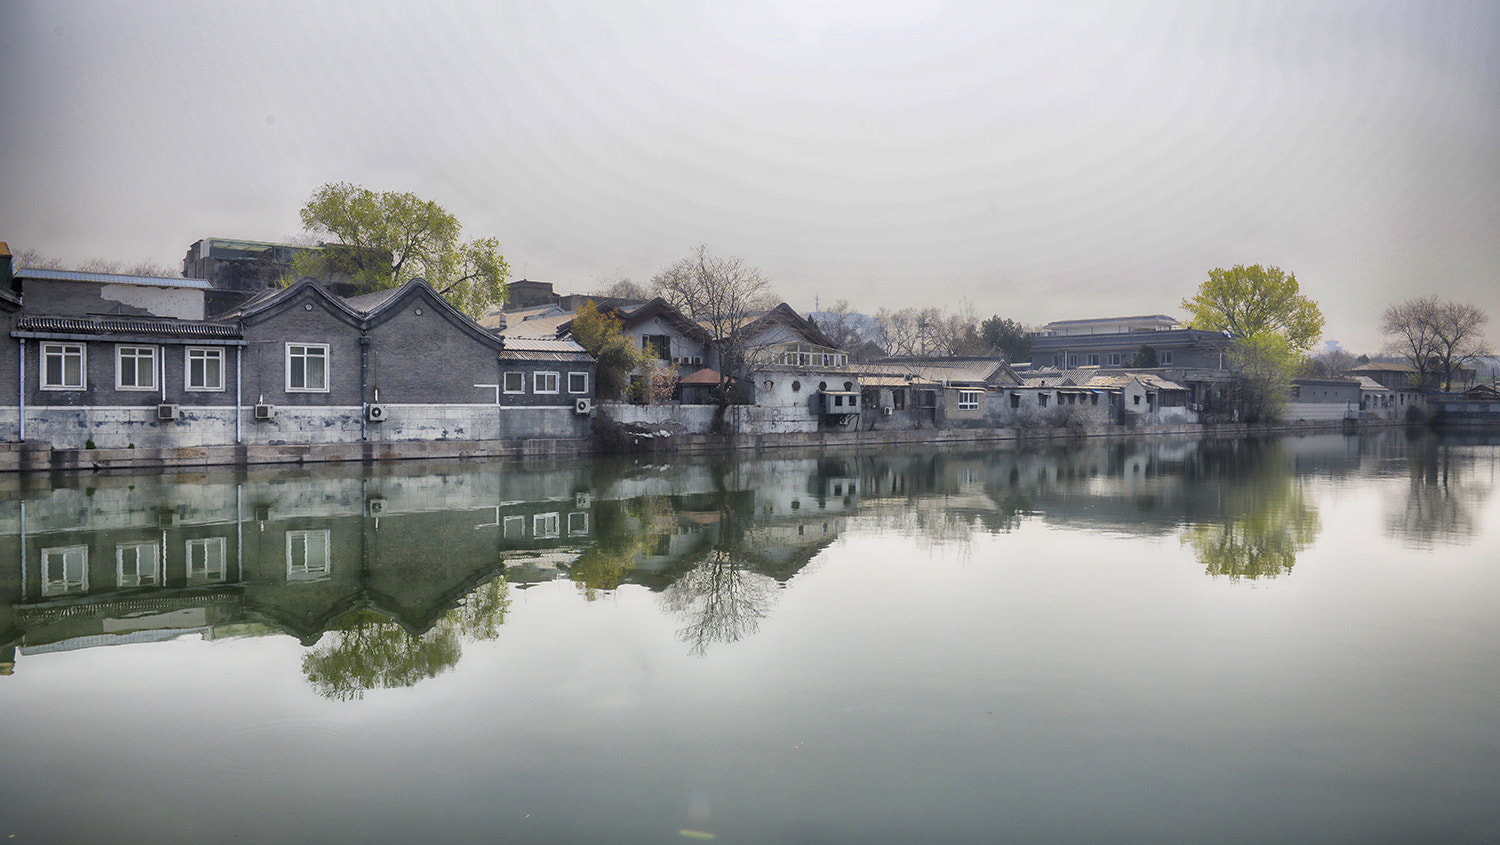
[958,390,982,411]
[41,343,85,390]
[534,372,559,394]
[186,538,227,584]
[286,343,329,392]
[117,542,161,588]
[568,372,588,394]
[1086,353,1100,366]
[503,515,525,539]
[534,512,560,539]
[503,371,525,394]
[1108,353,1122,367]
[116,345,158,391]
[1160,350,1174,365]
[186,347,224,391]
[42,545,88,596]
[568,512,589,537]
[286,529,331,581]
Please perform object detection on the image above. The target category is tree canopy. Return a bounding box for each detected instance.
[293,182,509,319]
[570,300,649,400]
[651,244,778,432]
[979,317,1036,363]
[1181,264,1324,354]
[1381,295,1490,390]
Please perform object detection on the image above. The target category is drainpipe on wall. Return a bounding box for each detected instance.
[235,347,242,444]
[17,338,24,441]
[359,334,370,441]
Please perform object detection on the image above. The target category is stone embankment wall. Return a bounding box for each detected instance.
[0,416,1408,473]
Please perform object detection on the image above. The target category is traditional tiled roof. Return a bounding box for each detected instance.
[1355,376,1391,392]
[15,314,240,338]
[862,358,1019,386]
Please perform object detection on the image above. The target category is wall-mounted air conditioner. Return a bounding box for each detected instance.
[574,398,594,415]
[366,404,388,422]
[253,403,275,421]
[157,403,179,421]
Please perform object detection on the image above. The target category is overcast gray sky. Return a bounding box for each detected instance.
[2,0,1495,352]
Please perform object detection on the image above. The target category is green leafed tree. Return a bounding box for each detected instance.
[569,300,649,400]
[979,316,1036,363]
[1181,264,1324,354]
[291,182,509,319]
[1183,264,1323,421]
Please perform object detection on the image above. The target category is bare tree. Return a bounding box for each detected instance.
[1311,345,1358,378]
[10,247,66,270]
[1382,296,1490,390]
[875,307,922,357]
[592,276,649,300]
[651,244,778,433]
[816,299,866,352]
[1432,301,1490,390]
[11,248,179,278]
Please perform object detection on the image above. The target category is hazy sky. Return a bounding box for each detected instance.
[2,0,1496,352]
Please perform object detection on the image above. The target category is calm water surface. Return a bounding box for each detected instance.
[2,431,1497,844]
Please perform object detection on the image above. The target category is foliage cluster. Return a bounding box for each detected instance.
[292,182,509,319]
[570,300,648,400]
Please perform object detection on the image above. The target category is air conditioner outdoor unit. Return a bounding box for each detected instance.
[882,406,893,416]
[366,404,388,422]
[575,492,592,509]
[574,398,594,415]
[157,403,179,421]
[253,403,275,421]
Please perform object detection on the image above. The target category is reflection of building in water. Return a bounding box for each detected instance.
[0,462,599,672]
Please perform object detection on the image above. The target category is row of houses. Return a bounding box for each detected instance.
[0,242,1436,458]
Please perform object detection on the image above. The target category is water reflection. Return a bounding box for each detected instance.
[1180,440,1321,580]
[303,577,510,701]
[2,430,1495,684]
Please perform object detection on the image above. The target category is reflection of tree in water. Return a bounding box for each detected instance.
[1181,441,1321,581]
[1385,436,1491,547]
[302,577,510,701]
[662,548,778,656]
[660,494,780,655]
[568,495,675,599]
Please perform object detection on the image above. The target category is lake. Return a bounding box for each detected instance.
[2,430,1497,844]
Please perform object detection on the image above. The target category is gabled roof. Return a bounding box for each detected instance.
[1354,376,1391,392]
[618,297,712,345]
[498,335,591,362]
[356,279,510,350]
[736,302,838,349]
[226,277,365,327]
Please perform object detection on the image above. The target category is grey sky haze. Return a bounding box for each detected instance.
[2,0,1496,352]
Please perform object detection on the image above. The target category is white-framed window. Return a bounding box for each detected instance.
[287,529,331,581]
[42,545,88,596]
[40,342,85,390]
[186,538,227,584]
[534,512,560,539]
[503,371,526,394]
[958,390,981,411]
[502,515,525,539]
[116,345,158,391]
[568,372,588,394]
[117,542,161,588]
[1160,350,1174,365]
[186,347,224,391]
[286,343,329,392]
[1086,353,1100,366]
[1108,353,1122,367]
[568,512,589,536]
[1067,354,1079,368]
[534,372,559,395]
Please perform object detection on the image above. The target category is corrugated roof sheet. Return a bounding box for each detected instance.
[17,315,241,338]
[501,335,586,353]
[19,268,211,290]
